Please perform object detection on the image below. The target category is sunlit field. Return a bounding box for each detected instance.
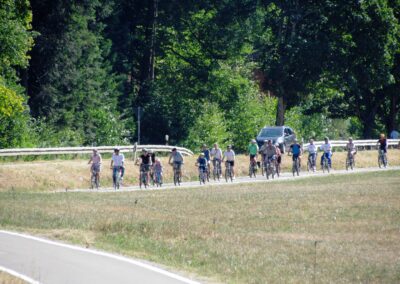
[1,171,399,283]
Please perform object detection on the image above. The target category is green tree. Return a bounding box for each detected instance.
[0,0,35,148]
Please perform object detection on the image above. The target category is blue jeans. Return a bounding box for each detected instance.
[320,152,331,167]
[113,166,125,181]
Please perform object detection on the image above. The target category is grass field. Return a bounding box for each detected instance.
[0,149,399,191]
[0,170,399,283]
[0,271,26,283]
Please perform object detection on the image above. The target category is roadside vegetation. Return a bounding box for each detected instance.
[0,150,399,192]
[0,171,399,283]
[0,271,27,284]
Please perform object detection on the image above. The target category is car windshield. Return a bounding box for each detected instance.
[259,128,283,137]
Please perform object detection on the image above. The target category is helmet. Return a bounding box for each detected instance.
[148,149,153,153]
[227,145,232,148]
[324,137,329,141]
[251,139,256,143]
[349,137,353,141]
[200,153,205,156]
[202,144,207,148]
[264,140,268,143]
[114,147,120,152]
[142,148,148,152]
[171,148,177,152]
[380,133,385,138]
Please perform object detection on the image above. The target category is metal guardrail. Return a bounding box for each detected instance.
[0,144,194,157]
[303,139,400,150]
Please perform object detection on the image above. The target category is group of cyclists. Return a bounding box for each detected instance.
[87,133,390,188]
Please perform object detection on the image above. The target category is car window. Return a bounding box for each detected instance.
[260,128,283,137]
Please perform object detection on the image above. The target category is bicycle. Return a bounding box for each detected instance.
[199,167,207,185]
[154,170,163,187]
[172,163,182,186]
[292,156,300,176]
[345,152,355,170]
[321,154,330,173]
[264,158,275,180]
[307,154,317,172]
[378,149,388,168]
[139,164,149,189]
[213,159,222,181]
[249,158,257,178]
[90,166,100,190]
[225,161,233,182]
[112,166,123,190]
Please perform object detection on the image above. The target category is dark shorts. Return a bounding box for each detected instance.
[292,154,300,161]
[141,164,151,172]
[250,154,256,160]
[277,156,281,164]
[226,160,235,167]
[91,164,101,173]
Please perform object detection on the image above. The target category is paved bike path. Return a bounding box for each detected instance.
[67,166,400,193]
[0,231,200,284]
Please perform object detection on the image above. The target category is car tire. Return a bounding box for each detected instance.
[280,143,285,154]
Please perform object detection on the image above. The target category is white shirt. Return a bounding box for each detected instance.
[320,143,332,153]
[210,148,223,160]
[112,153,125,167]
[307,144,317,154]
[223,150,235,161]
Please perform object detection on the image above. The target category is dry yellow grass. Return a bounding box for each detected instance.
[0,149,398,192]
[0,271,27,284]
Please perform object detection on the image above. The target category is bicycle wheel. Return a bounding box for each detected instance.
[225,169,228,182]
[90,173,95,189]
[95,175,99,189]
[296,160,300,176]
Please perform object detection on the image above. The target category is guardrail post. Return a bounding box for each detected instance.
[133,142,138,161]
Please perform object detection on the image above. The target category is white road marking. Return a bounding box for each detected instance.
[0,265,41,284]
[0,230,201,284]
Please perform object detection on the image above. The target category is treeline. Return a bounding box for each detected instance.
[1,0,399,151]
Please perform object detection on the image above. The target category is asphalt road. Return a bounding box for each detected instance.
[0,231,200,284]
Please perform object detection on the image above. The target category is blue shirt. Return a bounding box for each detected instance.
[197,157,207,167]
[202,149,210,161]
[290,144,301,155]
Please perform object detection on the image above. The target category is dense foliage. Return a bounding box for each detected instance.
[1,0,399,151]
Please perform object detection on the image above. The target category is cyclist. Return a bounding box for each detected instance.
[169,148,184,179]
[320,137,332,168]
[377,133,388,153]
[275,143,282,171]
[202,144,211,176]
[288,139,303,167]
[135,148,152,186]
[110,148,125,183]
[248,139,259,170]
[148,149,156,182]
[307,139,317,171]
[196,153,208,181]
[222,145,236,179]
[377,133,388,167]
[345,137,357,160]
[88,149,102,186]
[153,158,163,184]
[260,140,276,167]
[210,143,223,177]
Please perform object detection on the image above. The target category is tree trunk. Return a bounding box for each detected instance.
[361,104,379,139]
[275,96,287,126]
[388,94,399,132]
